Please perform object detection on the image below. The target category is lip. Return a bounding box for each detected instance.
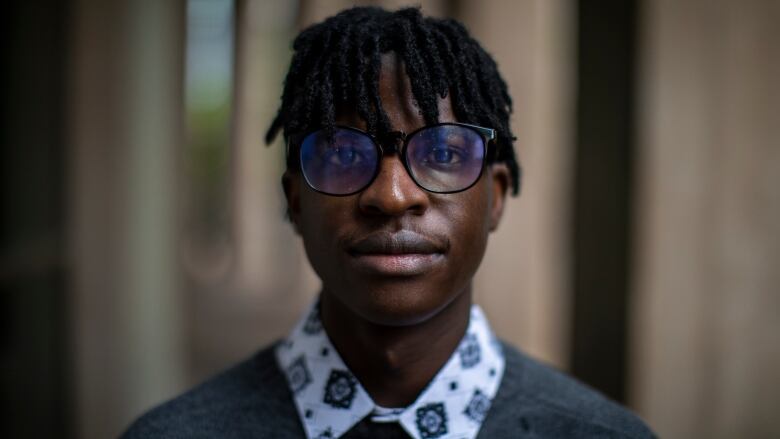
[346,230,446,276]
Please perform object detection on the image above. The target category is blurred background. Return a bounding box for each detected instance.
[1,0,778,438]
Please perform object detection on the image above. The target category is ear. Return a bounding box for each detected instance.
[282,170,301,234]
[488,163,510,231]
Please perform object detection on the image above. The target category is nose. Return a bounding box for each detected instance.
[358,156,429,216]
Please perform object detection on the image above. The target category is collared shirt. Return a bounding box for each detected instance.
[275,300,505,439]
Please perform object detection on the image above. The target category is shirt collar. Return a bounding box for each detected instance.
[275,299,505,439]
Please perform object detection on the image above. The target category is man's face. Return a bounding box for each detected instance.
[284,54,509,326]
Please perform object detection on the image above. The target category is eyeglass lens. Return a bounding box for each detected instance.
[299,125,486,195]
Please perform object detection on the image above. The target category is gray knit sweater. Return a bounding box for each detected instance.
[123,342,654,438]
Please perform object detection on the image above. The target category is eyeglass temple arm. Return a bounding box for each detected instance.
[458,123,498,161]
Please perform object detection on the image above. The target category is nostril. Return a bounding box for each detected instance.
[360,204,384,216]
[358,191,427,217]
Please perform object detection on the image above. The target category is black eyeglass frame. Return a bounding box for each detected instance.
[286,122,498,196]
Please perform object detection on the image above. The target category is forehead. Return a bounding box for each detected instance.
[335,52,456,132]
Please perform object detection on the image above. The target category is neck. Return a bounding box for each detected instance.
[320,286,473,408]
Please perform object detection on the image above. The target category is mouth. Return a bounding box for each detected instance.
[346,230,446,276]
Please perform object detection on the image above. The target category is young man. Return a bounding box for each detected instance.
[125,7,654,438]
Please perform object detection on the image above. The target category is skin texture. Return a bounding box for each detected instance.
[283,53,510,407]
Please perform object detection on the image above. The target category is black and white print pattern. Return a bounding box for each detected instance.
[415,403,449,438]
[276,302,504,439]
[323,370,357,409]
[458,333,482,369]
[463,389,491,424]
[286,355,312,394]
[313,427,334,439]
[303,307,323,335]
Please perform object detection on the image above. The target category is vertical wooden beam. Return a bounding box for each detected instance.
[464,0,576,369]
[570,0,638,402]
[69,1,187,437]
[631,0,780,436]
[1,3,70,437]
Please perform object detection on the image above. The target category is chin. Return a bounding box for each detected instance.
[346,280,462,327]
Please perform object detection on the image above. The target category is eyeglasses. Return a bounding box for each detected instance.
[288,123,497,196]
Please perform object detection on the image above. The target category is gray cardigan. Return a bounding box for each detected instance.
[123,342,655,438]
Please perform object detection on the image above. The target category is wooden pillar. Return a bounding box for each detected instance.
[69,1,186,437]
[569,0,638,402]
[465,0,575,369]
[631,0,780,436]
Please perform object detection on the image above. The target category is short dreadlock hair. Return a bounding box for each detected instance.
[265,6,521,194]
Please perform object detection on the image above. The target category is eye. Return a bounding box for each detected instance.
[423,144,465,167]
[431,146,456,164]
[324,145,364,166]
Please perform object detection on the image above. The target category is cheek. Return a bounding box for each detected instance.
[296,189,353,272]
[297,182,352,230]
[438,179,493,269]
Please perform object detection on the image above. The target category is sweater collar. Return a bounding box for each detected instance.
[275,299,505,439]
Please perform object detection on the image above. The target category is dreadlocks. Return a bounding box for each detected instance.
[265,6,521,194]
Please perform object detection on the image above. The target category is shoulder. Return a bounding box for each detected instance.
[480,342,655,439]
[121,342,304,439]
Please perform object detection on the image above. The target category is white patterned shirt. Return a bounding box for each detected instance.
[275,300,505,439]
